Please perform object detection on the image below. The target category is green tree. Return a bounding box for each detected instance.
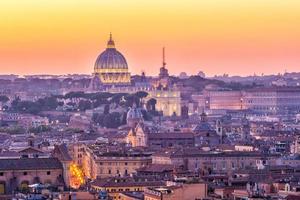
[29,125,52,133]
[64,91,85,99]
[0,95,9,103]
[78,100,92,111]
[124,94,140,107]
[11,97,21,111]
[135,91,148,99]
[103,112,121,128]
[92,113,105,126]
[104,104,110,115]
[147,98,157,111]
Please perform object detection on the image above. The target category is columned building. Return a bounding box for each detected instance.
[94,33,131,85]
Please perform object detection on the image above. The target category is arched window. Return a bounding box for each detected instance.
[20,180,29,191]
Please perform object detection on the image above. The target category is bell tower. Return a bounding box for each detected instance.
[159,47,169,79]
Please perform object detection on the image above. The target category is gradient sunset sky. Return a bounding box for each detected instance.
[1,0,300,76]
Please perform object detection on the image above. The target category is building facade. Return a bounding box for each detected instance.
[152,150,279,174]
[192,87,300,114]
[82,144,152,179]
[0,158,64,195]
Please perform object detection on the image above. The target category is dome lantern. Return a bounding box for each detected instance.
[107,32,115,49]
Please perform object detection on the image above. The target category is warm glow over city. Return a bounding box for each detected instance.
[1,1,300,200]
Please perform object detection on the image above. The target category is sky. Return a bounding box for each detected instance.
[0,0,300,77]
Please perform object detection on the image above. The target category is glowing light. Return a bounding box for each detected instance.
[70,163,85,189]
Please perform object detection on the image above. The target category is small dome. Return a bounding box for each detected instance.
[127,105,143,122]
[193,122,212,132]
[94,33,128,70]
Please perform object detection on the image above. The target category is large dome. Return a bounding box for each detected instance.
[93,33,131,85]
[94,34,128,70]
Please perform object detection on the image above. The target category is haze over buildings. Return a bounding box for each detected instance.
[1,1,300,200]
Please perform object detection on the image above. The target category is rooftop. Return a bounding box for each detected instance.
[0,157,63,171]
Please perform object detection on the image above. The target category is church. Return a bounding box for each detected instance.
[90,34,182,117]
[93,33,131,85]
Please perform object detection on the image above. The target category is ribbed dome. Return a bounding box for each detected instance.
[94,33,128,70]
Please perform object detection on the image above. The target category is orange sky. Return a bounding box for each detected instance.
[0,0,300,76]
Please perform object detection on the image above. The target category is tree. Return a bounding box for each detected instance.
[135,91,148,107]
[141,109,151,121]
[103,112,121,128]
[124,94,140,107]
[90,92,113,100]
[104,104,110,115]
[11,97,21,111]
[67,102,76,106]
[29,125,51,133]
[147,98,157,111]
[121,112,127,125]
[0,95,9,103]
[110,93,128,105]
[92,113,105,125]
[135,91,148,99]
[78,100,92,111]
[181,105,189,119]
[64,91,85,99]
[37,96,59,110]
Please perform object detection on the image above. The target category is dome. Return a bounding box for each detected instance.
[94,33,128,70]
[127,105,143,121]
[193,122,212,132]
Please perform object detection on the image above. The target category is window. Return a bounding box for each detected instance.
[108,169,111,174]
[124,162,128,166]
[47,171,51,175]
[241,162,244,168]
[222,162,226,170]
[23,172,28,176]
[213,163,217,169]
[0,172,3,176]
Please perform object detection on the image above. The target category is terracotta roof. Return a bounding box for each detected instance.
[56,143,72,161]
[91,177,165,188]
[0,158,63,171]
[153,148,279,158]
[149,132,194,139]
[137,164,174,173]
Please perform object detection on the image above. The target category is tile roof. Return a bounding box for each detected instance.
[137,164,174,173]
[91,177,165,188]
[148,132,194,139]
[0,158,63,171]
